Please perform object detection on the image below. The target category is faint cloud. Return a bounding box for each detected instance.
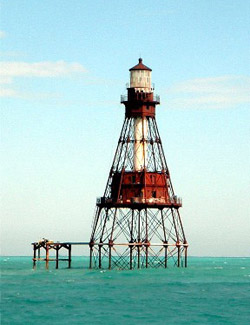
[167,76,250,109]
[0,51,27,58]
[0,60,86,78]
[0,31,6,39]
[0,60,86,98]
[0,87,61,100]
[0,75,12,84]
[0,88,18,97]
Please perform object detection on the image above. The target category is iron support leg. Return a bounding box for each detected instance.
[185,246,188,268]
[89,246,93,269]
[130,245,133,270]
[33,245,36,269]
[145,209,148,268]
[177,245,180,267]
[99,245,102,269]
[45,244,49,269]
[56,247,59,269]
[68,245,72,268]
[137,246,140,269]
[165,245,168,268]
[108,246,112,270]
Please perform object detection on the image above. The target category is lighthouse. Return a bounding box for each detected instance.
[130,58,151,172]
[89,59,188,269]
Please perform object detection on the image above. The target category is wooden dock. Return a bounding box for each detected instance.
[32,240,89,269]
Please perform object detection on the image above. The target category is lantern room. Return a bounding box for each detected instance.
[129,58,152,92]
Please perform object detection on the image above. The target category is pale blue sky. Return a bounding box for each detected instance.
[1,0,250,256]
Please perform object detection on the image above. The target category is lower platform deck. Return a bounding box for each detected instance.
[32,241,89,269]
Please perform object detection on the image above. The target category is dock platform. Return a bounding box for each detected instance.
[32,240,89,269]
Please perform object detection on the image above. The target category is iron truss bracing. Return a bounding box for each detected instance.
[89,116,187,269]
[90,207,187,269]
[103,117,175,199]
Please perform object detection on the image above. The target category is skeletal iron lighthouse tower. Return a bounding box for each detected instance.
[89,59,188,269]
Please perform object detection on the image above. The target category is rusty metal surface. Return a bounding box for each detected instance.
[32,241,73,269]
[129,58,152,71]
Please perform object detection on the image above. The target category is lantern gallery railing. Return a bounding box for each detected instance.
[120,94,160,103]
[96,196,182,207]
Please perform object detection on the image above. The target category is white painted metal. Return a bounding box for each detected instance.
[130,67,151,171]
[134,117,148,171]
[130,70,152,92]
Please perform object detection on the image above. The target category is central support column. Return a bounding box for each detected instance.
[134,117,148,171]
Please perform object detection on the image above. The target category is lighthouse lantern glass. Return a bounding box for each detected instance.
[130,70,151,92]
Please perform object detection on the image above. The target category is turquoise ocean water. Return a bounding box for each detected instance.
[1,256,250,324]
